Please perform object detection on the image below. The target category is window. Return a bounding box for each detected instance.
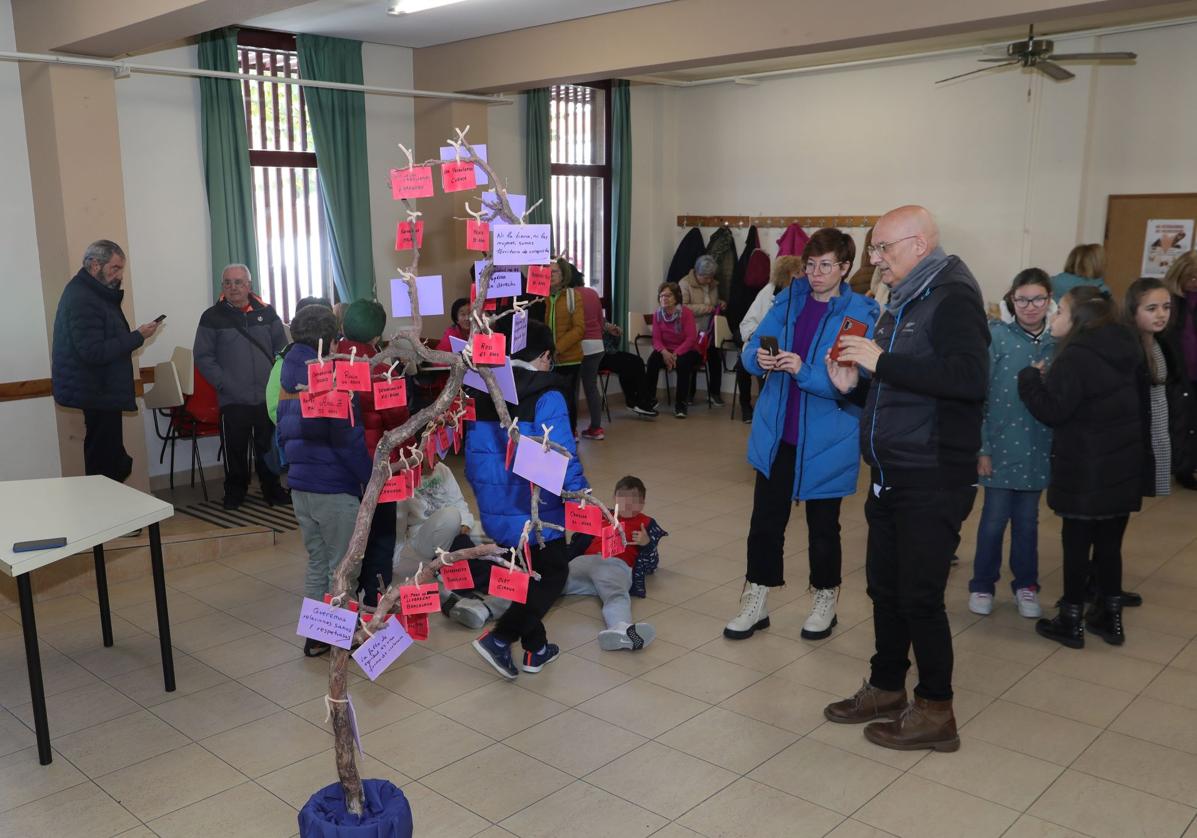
[549,82,611,300]
[237,30,332,321]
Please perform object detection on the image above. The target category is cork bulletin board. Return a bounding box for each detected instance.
[1104,193,1197,298]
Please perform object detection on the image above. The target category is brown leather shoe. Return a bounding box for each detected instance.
[824,679,908,724]
[864,695,960,752]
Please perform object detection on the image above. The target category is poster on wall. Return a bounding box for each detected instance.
[1141,219,1195,277]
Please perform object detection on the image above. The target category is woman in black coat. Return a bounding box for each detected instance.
[1018,287,1146,649]
[1163,252,1197,488]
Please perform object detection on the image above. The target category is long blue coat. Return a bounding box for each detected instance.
[742,279,879,500]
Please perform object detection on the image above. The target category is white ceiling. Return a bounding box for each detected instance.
[243,0,673,49]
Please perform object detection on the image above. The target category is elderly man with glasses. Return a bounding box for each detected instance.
[821,206,989,754]
[194,264,289,509]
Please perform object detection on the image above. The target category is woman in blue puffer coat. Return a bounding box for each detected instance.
[724,228,879,643]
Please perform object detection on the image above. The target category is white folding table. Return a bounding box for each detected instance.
[0,476,176,765]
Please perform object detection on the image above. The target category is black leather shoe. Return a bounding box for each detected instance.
[1036,602,1084,649]
[1115,590,1142,608]
[263,484,292,506]
[222,493,245,510]
[1085,595,1125,645]
[1176,472,1197,491]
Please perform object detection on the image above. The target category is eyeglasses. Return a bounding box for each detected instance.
[866,236,918,257]
[804,259,846,276]
[1012,295,1050,308]
[222,278,249,287]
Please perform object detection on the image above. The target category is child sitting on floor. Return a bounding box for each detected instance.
[564,475,668,651]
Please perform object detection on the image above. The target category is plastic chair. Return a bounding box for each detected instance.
[171,346,194,396]
[162,367,223,500]
[144,361,184,465]
[597,369,613,423]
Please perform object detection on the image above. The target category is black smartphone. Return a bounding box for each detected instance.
[13,537,67,552]
[759,335,779,356]
[154,314,167,323]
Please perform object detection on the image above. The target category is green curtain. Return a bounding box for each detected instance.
[198,28,260,301]
[524,88,552,227]
[297,34,375,303]
[610,80,633,345]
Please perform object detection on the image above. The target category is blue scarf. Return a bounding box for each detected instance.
[657,305,682,333]
[885,246,950,314]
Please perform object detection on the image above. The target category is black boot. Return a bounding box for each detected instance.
[1036,602,1084,649]
[1115,590,1143,608]
[1085,595,1125,645]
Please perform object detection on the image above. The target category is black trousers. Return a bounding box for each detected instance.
[735,361,762,410]
[221,403,277,496]
[557,364,580,433]
[1061,515,1128,605]
[83,408,132,483]
[599,351,646,408]
[643,349,701,407]
[866,485,976,702]
[746,442,843,589]
[484,538,569,651]
[358,501,396,608]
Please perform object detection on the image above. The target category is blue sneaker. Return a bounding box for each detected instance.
[521,643,560,673]
[473,631,517,679]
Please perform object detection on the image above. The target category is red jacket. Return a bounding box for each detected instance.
[336,338,410,459]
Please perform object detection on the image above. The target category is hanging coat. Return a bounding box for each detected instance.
[777,224,810,258]
[666,228,707,285]
[727,250,771,342]
[706,226,738,303]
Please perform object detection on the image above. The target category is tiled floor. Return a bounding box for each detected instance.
[5,401,1197,837]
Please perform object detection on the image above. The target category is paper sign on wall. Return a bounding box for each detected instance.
[373,377,407,410]
[525,265,552,296]
[466,220,489,252]
[440,143,489,186]
[474,260,522,299]
[565,502,603,536]
[488,565,529,603]
[512,435,569,496]
[511,310,529,354]
[391,275,445,317]
[441,161,477,192]
[390,166,434,200]
[481,190,525,220]
[395,221,425,251]
[493,224,552,266]
[336,360,372,392]
[296,597,358,650]
[352,617,413,681]
[440,561,474,590]
[450,335,519,404]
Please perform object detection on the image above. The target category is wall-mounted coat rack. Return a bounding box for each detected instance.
[677,215,880,229]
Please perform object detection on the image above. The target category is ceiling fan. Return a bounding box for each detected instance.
[936,24,1136,84]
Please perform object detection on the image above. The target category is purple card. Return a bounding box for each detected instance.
[493,224,552,267]
[351,618,413,681]
[474,260,523,299]
[296,597,358,650]
[450,335,519,405]
[481,190,527,221]
[391,275,444,317]
[511,310,528,354]
[512,435,569,496]
[440,143,489,186]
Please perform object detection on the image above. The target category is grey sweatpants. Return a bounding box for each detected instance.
[563,554,634,629]
[292,490,361,601]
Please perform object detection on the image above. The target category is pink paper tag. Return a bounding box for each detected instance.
[440,561,474,590]
[395,220,425,251]
[352,617,413,681]
[400,583,440,615]
[373,377,407,410]
[526,265,551,296]
[472,332,506,365]
[466,219,489,251]
[441,160,477,192]
[462,397,476,421]
[296,597,357,650]
[565,502,604,536]
[308,361,334,394]
[512,436,569,496]
[437,425,452,454]
[489,566,530,603]
[336,360,372,392]
[390,166,434,200]
[379,474,412,503]
[601,525,623,558]
[401,613,429,641]
[505,436,516,470]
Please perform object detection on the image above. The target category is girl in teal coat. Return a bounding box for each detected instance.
[968,269,1055,619]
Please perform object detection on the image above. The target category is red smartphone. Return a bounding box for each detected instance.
[829,317,869,366]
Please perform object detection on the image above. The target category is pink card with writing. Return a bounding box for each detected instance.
[379,474,411,503]
[336,360,372,392]
[565,502,604,536]
[466,219,489,252]
[601,525,623,558]
[390,166,434,200]
[299,390,323,418]
[399,583,440,615]
[373,377,407,410]
[512,436,568,496]
[472,332,506,365]
[440,561,474,590]
[441,161,477,192]
[462,397,476,421]
[488,566,530,603]
[401,612,429,641]
[296,597,358,650]
[394,220,425,251]
[352,617,413,681]
[308,361,334,394]
[526,265,551,296]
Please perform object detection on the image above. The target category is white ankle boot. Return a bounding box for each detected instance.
[724,582,769,640]
[802,587,839,640]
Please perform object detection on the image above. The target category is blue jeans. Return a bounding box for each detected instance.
[969,487,1041,595]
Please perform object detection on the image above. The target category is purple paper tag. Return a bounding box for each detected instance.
[347,694,363,754]
[511,310,528,354]
[352,617,414,681]
[481,190,526,220]
[391,275,445,317]
[512,435,569,496]
[450,335,519,404]
[473,260,523,299]
[296,597,358,650]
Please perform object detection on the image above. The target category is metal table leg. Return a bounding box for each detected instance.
[17,574,51,765]
[93,544,113,647]
[148,523,175,692]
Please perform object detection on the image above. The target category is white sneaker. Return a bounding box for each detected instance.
[1015,587,1042,619]
[968,592,994,616]
[801,587,839,640]
[723,582,769,639]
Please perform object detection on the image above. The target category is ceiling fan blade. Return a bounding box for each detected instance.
[935,61,1018,84]
[1048,51,1137,61]
[1036,60,1075,80]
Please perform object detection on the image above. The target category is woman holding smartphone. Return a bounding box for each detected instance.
[726,228,880,641]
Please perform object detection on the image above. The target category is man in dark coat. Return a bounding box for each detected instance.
[821,206,989,754]
[194,264,288,509]
[52,240,160,482]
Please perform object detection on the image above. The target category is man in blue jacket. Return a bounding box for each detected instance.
[465,317,588,679]
[823,206,989,754]
[52,240,160,482]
